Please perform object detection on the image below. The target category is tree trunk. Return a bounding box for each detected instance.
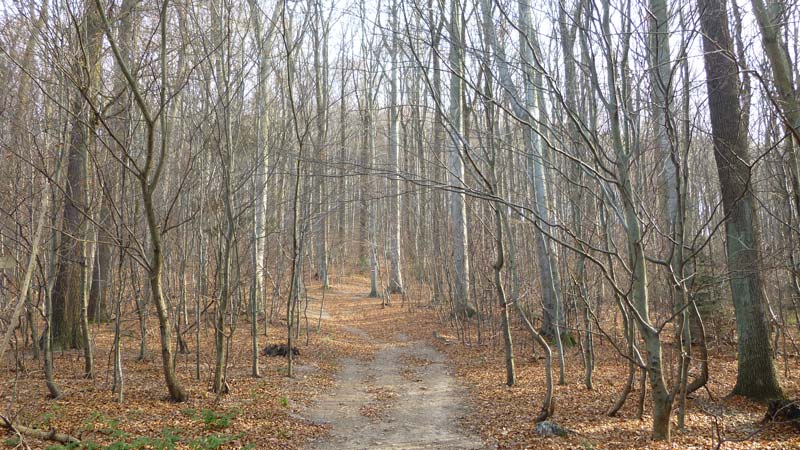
[89,188,111,323]
[388,0,404,294]
[366,89,380,298]
[51,77,86,349]
[429,0,446,305]
[0,0,51,363]
[750,0,800,150]
[517,0,564,341]
[448,0,472,318]
[698,0,783,400]
[52,0,103,349]
[144,179,187,401]
[312,0,330,288]
[246,0,276,379]
[594,0,673,438]
[96,0,188,401]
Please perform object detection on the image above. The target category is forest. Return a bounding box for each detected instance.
[0,0,799,447]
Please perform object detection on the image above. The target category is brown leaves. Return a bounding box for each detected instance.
[3,276,797,449]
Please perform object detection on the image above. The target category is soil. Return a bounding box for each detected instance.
[305,328,485,450]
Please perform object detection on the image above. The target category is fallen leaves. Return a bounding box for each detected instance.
[2,275,798,449]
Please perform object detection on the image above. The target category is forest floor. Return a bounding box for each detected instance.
[1,275,799,449]
[300,277,800,449]
[304,330,482,449]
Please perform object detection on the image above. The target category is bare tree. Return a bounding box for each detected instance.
[95,0,187,402]
[698,0,783,400]
[51,0,103,357]
[388,0,404,294]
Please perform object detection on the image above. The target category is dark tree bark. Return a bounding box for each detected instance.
[52,0,103,349]
[697,0,783,400]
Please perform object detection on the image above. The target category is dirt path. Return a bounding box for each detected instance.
[305,327,485,450]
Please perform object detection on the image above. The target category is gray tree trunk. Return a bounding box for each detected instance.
[388,0,403,294]
[367,89,380,298]
[212,0,235,394]
[750,0,800,150]
[247,0,281,379]
[591,0,673,438]
[480,0,514,385]
[96,0,187,401]
[448,0,471,317]
[312,0,330,288]
[89,192,111,323]
[517,0,564,341]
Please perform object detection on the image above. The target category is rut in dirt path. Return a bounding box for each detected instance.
[305,329,485,450]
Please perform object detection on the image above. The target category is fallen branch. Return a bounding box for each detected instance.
[0,414,79,445]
